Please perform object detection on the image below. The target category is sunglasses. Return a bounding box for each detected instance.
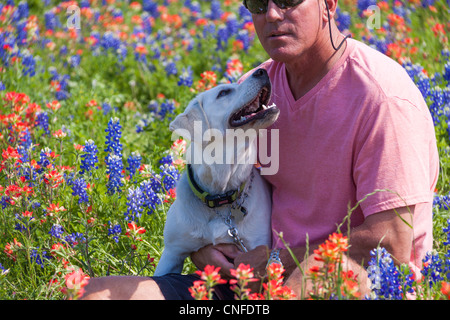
[243,0,304,14]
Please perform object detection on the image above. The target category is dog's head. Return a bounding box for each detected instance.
[169,69,279,139]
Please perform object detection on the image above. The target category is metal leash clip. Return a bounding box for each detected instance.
[228,226,248,253]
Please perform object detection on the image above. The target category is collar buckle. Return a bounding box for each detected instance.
[205,190,237,208]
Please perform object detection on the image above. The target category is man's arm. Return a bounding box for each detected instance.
[192,205,414,287]
[346,205,414,266]
[284,205,415,297]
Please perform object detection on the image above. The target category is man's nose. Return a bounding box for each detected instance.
[266,0,284,22]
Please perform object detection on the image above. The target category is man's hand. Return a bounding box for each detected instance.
[190,243,241,279]
[233,245,270,278]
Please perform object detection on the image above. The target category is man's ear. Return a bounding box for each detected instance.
[323,0,338,22]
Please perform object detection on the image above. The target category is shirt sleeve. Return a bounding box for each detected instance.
[352,96,437,217]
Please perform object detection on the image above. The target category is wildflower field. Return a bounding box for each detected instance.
[0,0,449,300]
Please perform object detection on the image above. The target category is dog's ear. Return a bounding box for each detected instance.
[169,98,203,140]
[169,113,189,132]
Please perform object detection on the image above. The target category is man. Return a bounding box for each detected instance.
[82,0,438,299]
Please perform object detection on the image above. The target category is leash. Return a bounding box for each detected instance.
[215,207,249,253]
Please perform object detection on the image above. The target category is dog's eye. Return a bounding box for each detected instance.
[217,89,231,99]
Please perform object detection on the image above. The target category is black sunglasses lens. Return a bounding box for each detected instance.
[273,0,304,8]
[244,0,304,13]
[244,0,268,14]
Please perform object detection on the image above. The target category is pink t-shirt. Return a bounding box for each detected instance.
[245,38,439,270]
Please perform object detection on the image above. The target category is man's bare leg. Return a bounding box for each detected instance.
[82,276,166,300]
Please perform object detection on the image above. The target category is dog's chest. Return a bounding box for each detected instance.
[190,206,246,246]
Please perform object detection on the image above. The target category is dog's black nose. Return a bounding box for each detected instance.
[252,68,267,78]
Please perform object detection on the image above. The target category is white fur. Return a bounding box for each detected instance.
[154,70,279,276]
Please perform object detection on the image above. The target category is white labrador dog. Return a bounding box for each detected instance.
[154,69,279,276]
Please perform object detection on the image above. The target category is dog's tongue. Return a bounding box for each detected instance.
[236,103,276,125]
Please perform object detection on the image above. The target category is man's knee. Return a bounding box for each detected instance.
[285,254,370,299]
[81,276,165,300]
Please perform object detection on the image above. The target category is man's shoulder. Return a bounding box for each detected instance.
[345,39,424,105]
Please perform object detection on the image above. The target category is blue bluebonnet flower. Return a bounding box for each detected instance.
[125,186,144,221]
[112,8,122,19]
[366,247,411,300]
[135,113,152,133]
[44,10,60,30]
[37,147,52,173]
[48,69,71,100]
[127,151,142,181]
[49,224,65,239]
[80,0,90,8]
[108,221,122,243]
[444,62,450,83]
[70,54,81,68]
[239,3,252,22]
[102,102,113,115]
[80,139,99,175]
[226,15,239,38]
[443,219,450,247]
[149,174,162,193]
[416,73,431,99]
[14,214,29,233]
[0,196,11,209]
[159,155,173,166]
[0,262,7,275]
[142,12,153,34]
[421,0,436,7]
[158,101,175,120]
[164,61,178,77]
[184,0,201,14]
[104,117,123,158]
[17,1,30,21]
[15,21,28,46]
[140,180,162,214]
[433,193,450,210]
[30,248,51,269]
[143,0,159,17]
[207,0,223,20]
[357,0,377,16]
[35,112,50,135]
[64,171,75,187]
[21,52,36,77]
[178,66,194,87]
[216,26,230,51]
[64,232,86,247]
[18,129,32,163]
[160,164,180,191]
[100,31,122,52]
[429,86,445,123]
[421,250,444,287]
[106,154,124,194]
[441,220,450,280]
[0,81,5,90]
[71,177,89,204]
[336,7,351,31]
[20,128,33,151]
[105,118,124,194]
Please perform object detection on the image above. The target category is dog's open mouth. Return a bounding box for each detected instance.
[229,86,276,127]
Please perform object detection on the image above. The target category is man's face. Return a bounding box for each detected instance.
[251,0,322,63]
